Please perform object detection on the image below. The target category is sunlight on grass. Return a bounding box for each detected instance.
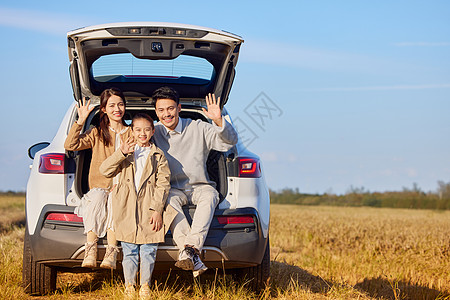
[1,196,449,299]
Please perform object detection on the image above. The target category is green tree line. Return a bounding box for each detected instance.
[0,191,25,196]
[4,181,450,210]
[270,181,450,210]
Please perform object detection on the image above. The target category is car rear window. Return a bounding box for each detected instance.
[91,53,214,82]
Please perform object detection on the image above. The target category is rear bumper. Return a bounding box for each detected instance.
[29,204,268,270]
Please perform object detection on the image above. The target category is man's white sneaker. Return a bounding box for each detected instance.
[174,247,195,270]
[192,253,208,277]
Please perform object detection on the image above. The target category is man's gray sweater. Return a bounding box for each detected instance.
[153,117,238,189]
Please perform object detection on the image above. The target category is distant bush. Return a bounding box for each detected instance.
[270,181,450,210]
[0,191,25,196]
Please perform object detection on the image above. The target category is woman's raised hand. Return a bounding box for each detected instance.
[120,136,136,155]
[76,97,95,125]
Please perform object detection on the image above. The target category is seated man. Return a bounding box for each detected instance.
[152,86,238,277]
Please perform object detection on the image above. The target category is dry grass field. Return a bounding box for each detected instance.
[1,195,449,299]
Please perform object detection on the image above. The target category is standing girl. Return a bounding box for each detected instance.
[64,88,132,269]
[99,113,176,298]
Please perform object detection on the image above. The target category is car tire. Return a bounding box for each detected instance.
[22,227,57,295]
[232,237,270,292]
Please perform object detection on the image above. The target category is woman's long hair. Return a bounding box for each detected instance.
[98,88,127,146]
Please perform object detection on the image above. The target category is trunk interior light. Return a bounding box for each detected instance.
[174,29,186,35]
[128,28,141,34]
[238,158,261,178]
[217,215,254,224]
[39,153,65,174]
[46,213,83,223]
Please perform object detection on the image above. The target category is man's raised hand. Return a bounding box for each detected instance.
[202,93,223,127]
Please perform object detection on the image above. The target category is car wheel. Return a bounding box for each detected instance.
[22,226,57,295]
[232,237,270,292]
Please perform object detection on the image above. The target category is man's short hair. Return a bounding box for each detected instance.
[152,86,180,105]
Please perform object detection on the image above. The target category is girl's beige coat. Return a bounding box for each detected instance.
[99,145,176,244]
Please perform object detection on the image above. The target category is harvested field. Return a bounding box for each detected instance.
[1,195,449,299]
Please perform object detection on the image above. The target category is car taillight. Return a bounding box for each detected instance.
[238,158,261,178]
[46,213,83,223]
[39,153,65,174]
[217,215,254,224]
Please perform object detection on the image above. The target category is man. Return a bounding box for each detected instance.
[152,86,238,277]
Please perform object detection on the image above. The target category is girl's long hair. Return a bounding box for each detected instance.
[98,88,127,146]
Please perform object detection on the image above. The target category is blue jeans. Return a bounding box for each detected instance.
[121,242,158,286]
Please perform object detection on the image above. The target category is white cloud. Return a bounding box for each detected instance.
[394,42,450,47]
[287,154,298,163]
[0,6,93,35]
[260,151,299,163]
[240,39,396,73]
[260,152,278,162]
[380,169,394,176]
[297,83,450,92]
[392,157,405,162]
[406,168,418,178]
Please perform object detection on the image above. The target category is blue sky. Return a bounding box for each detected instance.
[0,1,449,194]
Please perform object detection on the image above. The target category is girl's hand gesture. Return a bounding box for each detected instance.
[202,93,223,127]
[76,97,95,125]
[149,211,163,232]
[120,136,136,155]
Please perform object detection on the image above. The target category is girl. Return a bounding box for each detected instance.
[99,113,176,298]
[64,88,133,269]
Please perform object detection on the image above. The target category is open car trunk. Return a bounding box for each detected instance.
[72,106,229,202]
[66,23,241,202]
[68,22,243,107]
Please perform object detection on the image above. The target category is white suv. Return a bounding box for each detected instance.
[23,22,270,295]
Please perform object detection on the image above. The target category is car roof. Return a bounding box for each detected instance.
[67,22,243,42]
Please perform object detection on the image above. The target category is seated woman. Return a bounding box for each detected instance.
[64,88,132,269]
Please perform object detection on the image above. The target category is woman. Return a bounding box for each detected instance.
[64,87,132,269]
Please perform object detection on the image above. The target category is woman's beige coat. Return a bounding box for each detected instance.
[99,144,176,244]
[64,122,133,189]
